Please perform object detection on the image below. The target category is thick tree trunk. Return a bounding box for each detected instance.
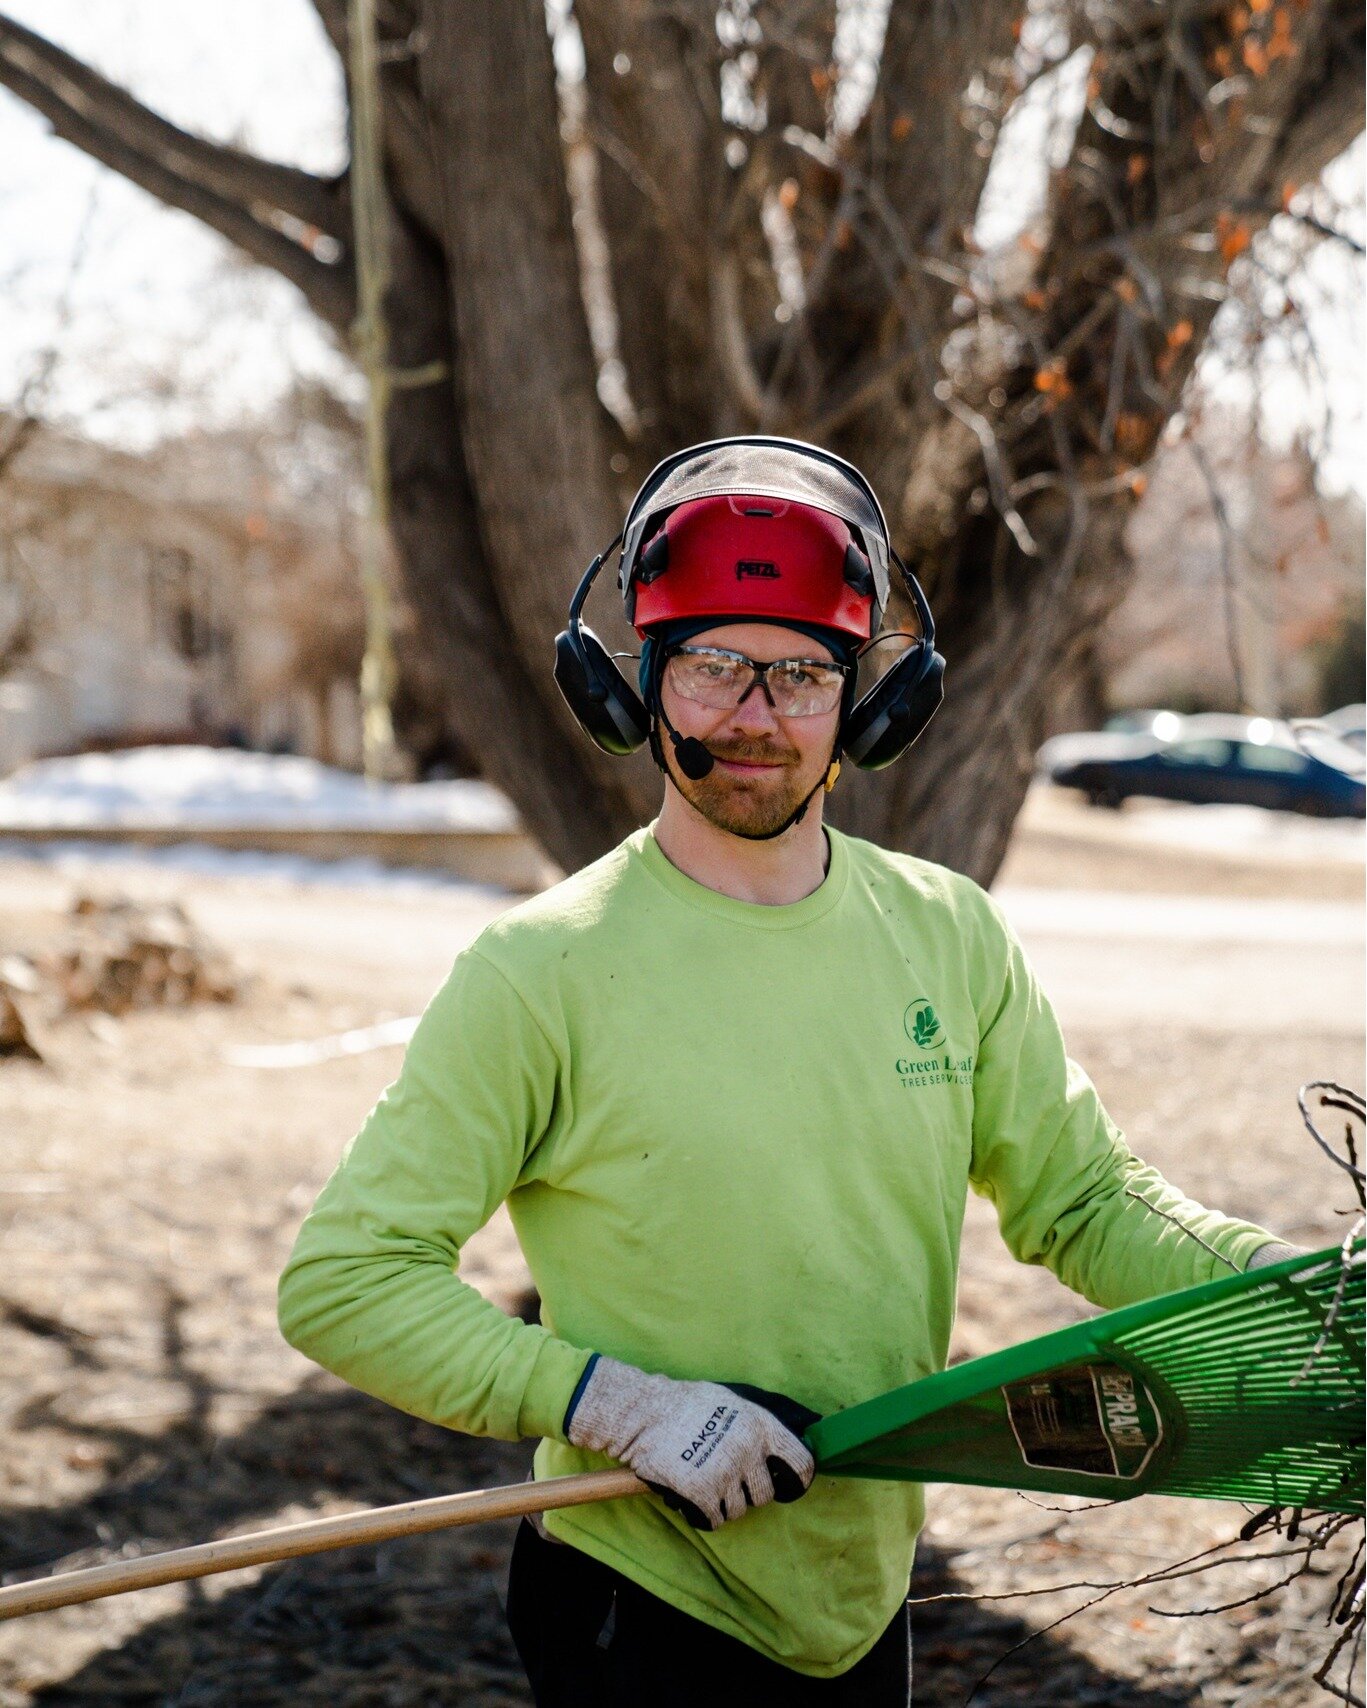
[380,211,637,871]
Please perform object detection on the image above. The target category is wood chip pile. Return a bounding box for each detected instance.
[0,895,238,1059]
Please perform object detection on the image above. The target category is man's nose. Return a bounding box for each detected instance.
[728,678,781,735]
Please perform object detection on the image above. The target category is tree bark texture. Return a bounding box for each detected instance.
[0,1,1361,880]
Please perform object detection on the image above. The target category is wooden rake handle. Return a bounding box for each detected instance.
[0,1467,647,1621]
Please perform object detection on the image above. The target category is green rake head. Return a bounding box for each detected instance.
[807,1243,1364,1513]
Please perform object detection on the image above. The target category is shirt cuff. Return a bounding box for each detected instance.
[515,1335,598,1442]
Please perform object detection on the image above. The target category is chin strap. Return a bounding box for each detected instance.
[735,756,837,842]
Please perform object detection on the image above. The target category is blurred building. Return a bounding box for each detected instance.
[0,417,368,776]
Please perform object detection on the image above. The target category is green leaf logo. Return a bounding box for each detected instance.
[903,998,945,1050]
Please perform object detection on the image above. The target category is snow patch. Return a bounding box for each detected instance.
[0,746,519,834]
[0,837,508,898]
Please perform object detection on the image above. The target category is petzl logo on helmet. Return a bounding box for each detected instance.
[735,560,780,580]
[903,1000,943,1050]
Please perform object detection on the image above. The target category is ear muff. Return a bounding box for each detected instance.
[843,641,945,770]
[553,537,652,756]
[553,623,651,756]
[842,556,945,770]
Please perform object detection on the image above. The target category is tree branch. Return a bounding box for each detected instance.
[1271,22,1366,192]
[863,0,1021,255]
[307,0,448,245]
[0,13,355,331]
[575,0,723,453]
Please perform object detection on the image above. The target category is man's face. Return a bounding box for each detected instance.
[657,621,842,840]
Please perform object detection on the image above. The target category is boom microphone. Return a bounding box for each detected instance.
[657,706,715,779]
[671,732,715,780]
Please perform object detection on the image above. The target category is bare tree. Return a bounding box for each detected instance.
[0,2,1361,877]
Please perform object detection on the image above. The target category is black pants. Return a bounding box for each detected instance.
[506,1520,911,1708]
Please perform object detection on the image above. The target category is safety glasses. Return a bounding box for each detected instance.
[665,646,850,717]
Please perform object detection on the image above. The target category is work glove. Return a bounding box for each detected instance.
[564,1355,818,1531]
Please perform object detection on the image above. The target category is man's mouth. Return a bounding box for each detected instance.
[711,754,789,774]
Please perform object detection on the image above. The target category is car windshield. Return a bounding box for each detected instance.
[1237,743,1307,774]
[1163,739,1232,767]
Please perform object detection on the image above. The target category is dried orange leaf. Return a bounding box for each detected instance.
[1242,38,1269,75]
[1267,9,1296,56]
[1219,220,1252,264]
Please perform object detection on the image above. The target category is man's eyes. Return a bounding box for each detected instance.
[683,653,835,685]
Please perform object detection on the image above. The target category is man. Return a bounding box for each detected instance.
[279,438,1292,1706]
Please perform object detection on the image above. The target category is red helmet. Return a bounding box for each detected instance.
[629,494,876,642]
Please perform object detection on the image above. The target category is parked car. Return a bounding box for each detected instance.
[1177,711,1365,779]
[1038,724,1366,817]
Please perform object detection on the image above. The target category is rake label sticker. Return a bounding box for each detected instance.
[1003,1361,1162,1480]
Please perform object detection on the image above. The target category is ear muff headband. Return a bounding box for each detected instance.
[552,535,653,757]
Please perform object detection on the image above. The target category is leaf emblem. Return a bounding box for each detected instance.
[912,1004,941,1049]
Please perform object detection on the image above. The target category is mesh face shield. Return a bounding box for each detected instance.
[618,438,894,634]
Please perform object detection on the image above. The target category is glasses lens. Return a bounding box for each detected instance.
[667,650,754,709]
[667,650,845,716]
[766,660,846,716]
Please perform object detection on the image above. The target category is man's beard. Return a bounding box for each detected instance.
[669,735,822,840]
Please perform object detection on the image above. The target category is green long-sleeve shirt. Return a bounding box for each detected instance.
[278,825,1271,1676]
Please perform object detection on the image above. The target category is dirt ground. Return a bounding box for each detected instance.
[1,801,1363,1706]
